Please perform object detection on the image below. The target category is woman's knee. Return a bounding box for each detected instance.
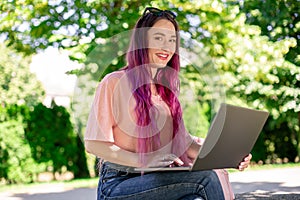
[197,170,221,186]
[191,170,224,199]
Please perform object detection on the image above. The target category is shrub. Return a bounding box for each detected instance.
[0,105,45,184]
[25,102,85,177]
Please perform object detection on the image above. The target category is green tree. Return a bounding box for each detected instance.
[0,105,46,184]
[1,0,299,163]
[0,0,149,56]
[25,102,89,178]
[239,0,300,161]
[240,0,299,66]
[0,43,44,107]
[166,0,300,162]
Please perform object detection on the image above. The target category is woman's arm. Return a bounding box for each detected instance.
[85,140,140,167]
[186,136,203,161]
[85,140,184,168]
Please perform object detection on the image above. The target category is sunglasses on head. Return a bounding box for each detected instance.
[143,7,177,19]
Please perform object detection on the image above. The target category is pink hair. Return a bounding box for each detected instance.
[125,12,190,166]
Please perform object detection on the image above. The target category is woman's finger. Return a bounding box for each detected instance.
[237,154,252,171]
[162,154,183,166]
[173,157,184,166]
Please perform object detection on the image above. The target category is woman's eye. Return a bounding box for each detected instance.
[154,37,163,41]
[169,39,176,43]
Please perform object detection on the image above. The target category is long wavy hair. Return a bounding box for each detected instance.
[125,10,190,166]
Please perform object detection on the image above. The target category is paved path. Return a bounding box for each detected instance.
[1,167,300,200]
[0,187,96,200]
[230,167,300,193]
[230,167,300,199]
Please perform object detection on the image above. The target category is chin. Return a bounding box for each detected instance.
[156,64,167,68]
[150,62,166,68]
[157,60,170,67]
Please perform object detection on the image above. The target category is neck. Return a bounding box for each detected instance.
[150,83,158,96]
[150,67,157,79]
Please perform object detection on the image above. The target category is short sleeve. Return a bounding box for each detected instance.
[84,74,118,142]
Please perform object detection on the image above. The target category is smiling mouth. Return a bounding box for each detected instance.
[156,53,169,60]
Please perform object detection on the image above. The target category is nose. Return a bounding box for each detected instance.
[161,42,175,53]
[161,45,171,52]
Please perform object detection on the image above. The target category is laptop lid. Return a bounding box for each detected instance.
[191,103,269,171]
[135,103,269,172]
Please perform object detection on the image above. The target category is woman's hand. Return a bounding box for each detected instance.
[146,154,184,168]
[238,154,252,171]
[192,136,204,145]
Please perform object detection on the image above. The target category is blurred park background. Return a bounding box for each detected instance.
[0,0,299,187]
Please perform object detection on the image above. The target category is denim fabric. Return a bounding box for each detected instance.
[97,162,225,200]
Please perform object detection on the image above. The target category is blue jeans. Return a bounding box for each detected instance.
[97,162,225,200]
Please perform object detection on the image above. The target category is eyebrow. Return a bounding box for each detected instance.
[153,32,177,38]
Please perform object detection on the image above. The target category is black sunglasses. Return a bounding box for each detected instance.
[143,7,177,19]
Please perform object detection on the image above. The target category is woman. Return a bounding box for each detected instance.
[85,7,251,200]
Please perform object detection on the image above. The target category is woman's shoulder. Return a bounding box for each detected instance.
[101,69,127,85]
[96,69,130,97]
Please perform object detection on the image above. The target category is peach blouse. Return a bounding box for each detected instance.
[84,70,180,153]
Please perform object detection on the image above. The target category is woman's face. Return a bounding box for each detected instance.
[147,19,177,69]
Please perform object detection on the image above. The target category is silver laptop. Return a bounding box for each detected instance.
[135,103,269,172]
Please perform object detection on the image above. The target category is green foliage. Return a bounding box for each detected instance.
[0,0,299,166]
[0,105,46,184]
[0,102,90,184]
[0,44,44,107]
[238,0,300,161]
[0,120,38,183]
[25,102,79,175]
[0,0,150,56]
[172,0,300,162]
[240,0,299,66]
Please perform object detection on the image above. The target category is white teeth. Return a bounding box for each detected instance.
[157,53,168,58]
